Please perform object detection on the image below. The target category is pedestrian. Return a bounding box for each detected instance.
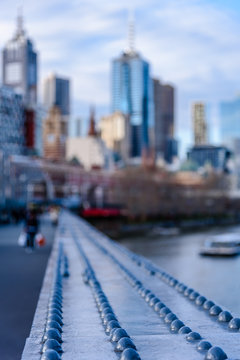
[24,207,39,253]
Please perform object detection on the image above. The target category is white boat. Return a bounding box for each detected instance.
[149,227,180,236]
[199,233,240,257]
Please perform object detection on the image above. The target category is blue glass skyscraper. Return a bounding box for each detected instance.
[111,23,153,157]
[220,97,240,143]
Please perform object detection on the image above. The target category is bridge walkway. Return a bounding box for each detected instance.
[22,211,240,360]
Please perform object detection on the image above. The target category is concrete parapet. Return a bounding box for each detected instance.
[22,211,240,359]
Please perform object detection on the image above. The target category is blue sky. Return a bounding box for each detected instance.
[1,0,240,156]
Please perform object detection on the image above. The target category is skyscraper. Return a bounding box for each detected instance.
[43,106,68,161]
[219,96,240,144]
[43,74,70,117]
[192,102,207,145]
[153,79,175,161]
[99,111,130,161]
[111,17,153,157]
[2,11,38,106]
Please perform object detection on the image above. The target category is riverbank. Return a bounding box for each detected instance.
[84,213,240,239]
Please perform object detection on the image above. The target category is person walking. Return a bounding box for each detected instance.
[24,207,39,253]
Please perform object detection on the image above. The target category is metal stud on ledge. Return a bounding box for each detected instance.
[196,295,207,306]
[115,337,137,352]
[149,297,160,307]
[41,349,61,360]
[170,319,185,333]
[178,326,192,334]
[205,346,227,360]
[46,321,62,333]
[197,340,212,352]
[228,317,240,330]
[42,338,62,354]
[209,305,222,316]
[218,311,233,322]
[159,306,171,318]
[145,293,155,303]
[186,331,202,342]
[120,348,141,360]
[164,312,177,324]
[189,291,200,301]
[106,320,121,334]
[103,314,117,326]
[154,301,166,313]
[111,328,129,342]
[184,288,194,297]
[43,329,62,343]
[203,300,215,310]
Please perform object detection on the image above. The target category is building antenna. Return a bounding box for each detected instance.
[127,8,135,53]
[17,3,25,36]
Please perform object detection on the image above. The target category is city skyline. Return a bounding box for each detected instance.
[1,1,240,156]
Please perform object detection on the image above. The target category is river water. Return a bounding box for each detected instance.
[120,224,240,315]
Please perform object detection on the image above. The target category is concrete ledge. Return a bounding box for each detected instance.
[21,211,240,360]
[21,225,60,359]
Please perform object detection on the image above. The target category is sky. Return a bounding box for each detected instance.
[1,0,240,156]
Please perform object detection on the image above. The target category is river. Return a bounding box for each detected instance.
[119,224,240,315]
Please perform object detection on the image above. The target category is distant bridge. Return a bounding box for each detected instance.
[1,155,116,209]
[21,211,240,359]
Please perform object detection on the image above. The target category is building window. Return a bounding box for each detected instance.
[47,134,55,143]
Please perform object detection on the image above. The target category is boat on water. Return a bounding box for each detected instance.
[199,233,240,257]
[148,227,180,237]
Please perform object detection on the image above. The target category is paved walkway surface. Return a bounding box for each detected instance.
[22,212,240,360]
[0,216,55,360]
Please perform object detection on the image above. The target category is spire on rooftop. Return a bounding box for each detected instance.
[16,6,25,37]
[128,9,135,52]
[124,8,137,55]
[88,106,97,137]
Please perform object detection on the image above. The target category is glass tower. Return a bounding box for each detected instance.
[220,97,240,143]
[111,26,153,157]
[43,74,70,116]
[153,79,175,161]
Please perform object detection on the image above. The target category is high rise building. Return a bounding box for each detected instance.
[99,111,130,161]
[153,79,176,162]
[43,106,68,161]
[192,102,207,145]
[0,86,24,156]
[43,74,70,116]
[111,17,154,157]
[75,118,82,137]
[2,11,38,106]
[219,96,240,144]
[219,97,240,189]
